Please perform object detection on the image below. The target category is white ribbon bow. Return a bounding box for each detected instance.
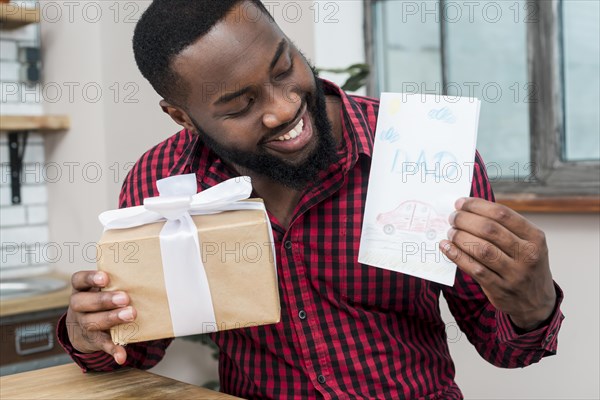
[100,174,256,229]
[99,174,265,337]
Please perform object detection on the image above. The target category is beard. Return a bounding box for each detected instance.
[190,70,339,191]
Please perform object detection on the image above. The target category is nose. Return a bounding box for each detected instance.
[262,86,301,129]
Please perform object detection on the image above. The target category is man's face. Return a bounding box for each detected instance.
[170,2,338,190]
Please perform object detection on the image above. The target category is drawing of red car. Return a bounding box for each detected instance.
[376,200,448,240]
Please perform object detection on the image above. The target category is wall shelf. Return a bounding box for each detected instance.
[0,3,39,30]
[0,115,70,132]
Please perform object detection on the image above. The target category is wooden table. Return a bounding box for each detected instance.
[0,363,242,399]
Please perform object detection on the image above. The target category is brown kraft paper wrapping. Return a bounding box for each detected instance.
[97,207,280,345]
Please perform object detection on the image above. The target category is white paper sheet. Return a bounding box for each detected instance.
[358,93,481,286]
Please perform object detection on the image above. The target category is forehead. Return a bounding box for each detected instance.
[171,3,283,99]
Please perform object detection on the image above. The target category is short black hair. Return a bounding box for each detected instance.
[133,0,272,105]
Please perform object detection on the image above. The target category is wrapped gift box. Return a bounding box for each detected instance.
[97,177,280,345]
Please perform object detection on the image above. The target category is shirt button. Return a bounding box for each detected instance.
[284,240,293,249]
[298,310,306,320]
[545,333,554,343]
[317,375,326,384]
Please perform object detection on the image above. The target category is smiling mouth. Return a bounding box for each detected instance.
[272,118,304,141]
[262,105,314,155]
[263,102,307,143]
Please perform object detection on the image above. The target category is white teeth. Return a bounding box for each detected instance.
[274,118,304,142]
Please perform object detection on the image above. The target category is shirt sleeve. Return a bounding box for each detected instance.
[56,313,174,372]
[441,151,565,368]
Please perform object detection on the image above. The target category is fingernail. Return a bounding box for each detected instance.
[93,273,105,285]
[114,352,125,365]
[112,293,128,306]
[118,307,134,322]
[455,198,466,210]
[447,228,456,240]
[441,240,452,252]
[448,211,457,225]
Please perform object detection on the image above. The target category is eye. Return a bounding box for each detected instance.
[275,57,294,81]
[225,97,255,118]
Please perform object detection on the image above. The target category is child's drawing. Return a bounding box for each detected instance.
[428,107,456,124]
[376,200,449,240]
[358,92,481,286]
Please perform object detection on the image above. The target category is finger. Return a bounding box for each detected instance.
[70,291,130,313]
[447,228,511,277]
[455,198,538,241]
[112,345,128,365]
[78,306,136,332]
[449,209,525,258]
[88,331,128,365]
[71,271,109,292]
[440,240,501,288]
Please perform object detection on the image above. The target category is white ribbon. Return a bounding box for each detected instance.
[99,174,272,337]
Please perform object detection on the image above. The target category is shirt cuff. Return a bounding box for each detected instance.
[56,312,118,372]
[496,281,564,352]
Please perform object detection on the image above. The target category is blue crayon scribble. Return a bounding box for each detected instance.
[390,149,460,181]
[428,107,456,124]
[379,126,400,143]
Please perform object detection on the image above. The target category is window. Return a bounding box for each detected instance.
[366,0,600,198]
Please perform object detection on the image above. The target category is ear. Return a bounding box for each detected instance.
[159,100,197,134]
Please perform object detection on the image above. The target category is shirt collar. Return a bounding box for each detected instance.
[321,79,373,163]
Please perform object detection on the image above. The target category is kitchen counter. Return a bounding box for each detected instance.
[0,363,242,399]
[0,275,71,318]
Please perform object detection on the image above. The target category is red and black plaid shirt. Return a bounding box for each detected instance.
[58,80,564,399]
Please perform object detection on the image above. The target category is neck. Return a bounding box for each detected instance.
[234,168,302,229]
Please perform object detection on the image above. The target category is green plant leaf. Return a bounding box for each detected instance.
[316,63,370,92]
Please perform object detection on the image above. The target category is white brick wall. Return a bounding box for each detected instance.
[0,12,47,275]
[0,40,18,61]
[0,18,42,115]
[26,205,47,224]
[0,61,20,82]
[0,225,48,244]
[21,184,48,204]
[0,23,37,43]
[0,131,50,274]
[0,101,44,116]
[0,204,26,226]
[1,244,28,268]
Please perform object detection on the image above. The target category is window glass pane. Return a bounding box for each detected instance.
[562,0,600,161]
[374,1,442,93]
[374,0,531,180]
[445,0,530,179]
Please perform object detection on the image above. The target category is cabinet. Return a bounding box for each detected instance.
[0,307,70,375]
[0,279,72,375]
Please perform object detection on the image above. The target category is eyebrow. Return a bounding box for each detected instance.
[214,39,288,106]
[269,39,287,71]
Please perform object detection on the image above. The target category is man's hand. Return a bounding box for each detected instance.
[65,271,137,365]
[440,197,556,331]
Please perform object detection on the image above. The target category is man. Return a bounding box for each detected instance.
[58,1,564,398]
